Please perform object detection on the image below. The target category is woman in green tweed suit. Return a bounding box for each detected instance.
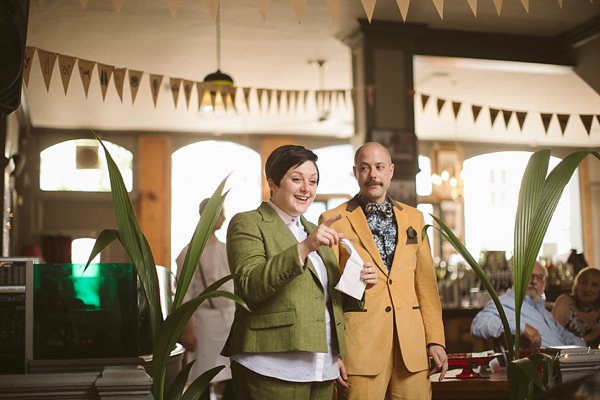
[221,145,377,400]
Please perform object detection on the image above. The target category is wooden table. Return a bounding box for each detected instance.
[431,368,509,399]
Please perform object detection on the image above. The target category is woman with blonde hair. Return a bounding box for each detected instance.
[552,266,600,348]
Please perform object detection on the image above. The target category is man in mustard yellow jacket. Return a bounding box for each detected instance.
[320,142,447,400]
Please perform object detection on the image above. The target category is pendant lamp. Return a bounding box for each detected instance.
[201,6,234,113]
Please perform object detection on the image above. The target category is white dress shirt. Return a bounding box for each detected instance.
[230,201,339,382]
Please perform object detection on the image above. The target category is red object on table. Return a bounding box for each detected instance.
[447,353,503,379]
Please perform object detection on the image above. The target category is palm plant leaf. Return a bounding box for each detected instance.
[165,359,196,400]
[180,366,226,400]
[95,133,162,340]
[172,179,229,311]
[507,352,554,400]
[424,215,514,360]
[153,289,247,397]
[84,228,119,269]
[512,150,599,356]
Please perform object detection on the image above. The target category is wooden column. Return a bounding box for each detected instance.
[138,135,171,269]
[259,137,296,201]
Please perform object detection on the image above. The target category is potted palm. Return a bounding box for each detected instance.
[85,134,248,400]
[425,149,599,400]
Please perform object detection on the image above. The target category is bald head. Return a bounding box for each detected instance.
[354,142,392,167]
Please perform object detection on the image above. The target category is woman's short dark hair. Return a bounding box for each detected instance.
[265,145,319,187]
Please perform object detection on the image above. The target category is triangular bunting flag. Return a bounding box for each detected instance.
[436,98,445,114]
[229,86,237,112]
[421,94,430,110]
[255,0,270,22]
[515,111,527,131]
[167,0,181,19]
[326,90,333,110]
[557,0,563,8]
[207,83,218,111]
[38,49,57,92]
[256,88,265,111]
[396,0,410,21]
[290,0,307,23]
[183,80,194,109]
[471,105,482,122]
[128,69,143,105]
[113,67,126,103]
[80,0,88,9]
[579,114,593,135]
[276,90,283,112]
[432,0,444,19]
[338,90,347,107]
[492,0,502,16]
[38,0,45,7]
[361,0,377,23]
[350,88,357,109]
[366,86,374,108]
[556,114,570,135]
[149,74,163,108]
[489,107,500,125]
[205,0,220,22]
[243,87,251,111]
[58,55,76,95]
[78,59,96,98]
[303,90,309,110]
[219,85,230,111]
[467,0,477,16]
[113,0,125,14]
[98,63,114,101]
[596,115,600,126]
[286,90,293,113]
[23,46,36,87]
[294,90,301,112]
[197,82,208,111]
[170,78,182,108]
[451,101,461,118]
[325,0,341,24]
[266,89,273,111]
[520,0,529,13]
[314,90,321,111]
[540,113,553,134]
[242,88,251,112]
[502,109,513,128]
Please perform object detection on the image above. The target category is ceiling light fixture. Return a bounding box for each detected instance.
[201,6,234,113]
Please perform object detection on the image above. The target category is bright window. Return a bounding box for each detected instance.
[40,139,133,192]
[463,151,582,260]
[171,141,262,272]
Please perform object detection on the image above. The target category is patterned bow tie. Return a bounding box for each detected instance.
[364,201,393,218]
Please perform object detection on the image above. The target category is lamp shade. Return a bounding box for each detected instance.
[203,70,234,86]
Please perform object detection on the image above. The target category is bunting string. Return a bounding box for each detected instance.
[33,0,589,24]
[22,46,599,137]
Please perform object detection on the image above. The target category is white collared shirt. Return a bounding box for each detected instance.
[230,201,339,382]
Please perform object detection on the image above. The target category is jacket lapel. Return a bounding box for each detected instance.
[345,197,387,276]
[389,199,407,279]
[299,216,319,279]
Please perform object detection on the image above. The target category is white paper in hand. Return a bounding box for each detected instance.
[335,239,367,300]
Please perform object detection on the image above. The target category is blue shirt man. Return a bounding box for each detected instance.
[471,263,585,348]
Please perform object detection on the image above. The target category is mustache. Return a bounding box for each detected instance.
[364,180,383,187]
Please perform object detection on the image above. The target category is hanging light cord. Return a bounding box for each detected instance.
[216,6,221,72]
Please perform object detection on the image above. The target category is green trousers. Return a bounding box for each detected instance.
[231,361,335,400]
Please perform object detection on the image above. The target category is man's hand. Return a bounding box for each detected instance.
[361,262,378,289]
[428,344,448,381]
[298,215,344,260]
[523,324,542,348]
[335,359,349,388]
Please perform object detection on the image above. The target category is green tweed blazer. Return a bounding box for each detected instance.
[221,202,354,357]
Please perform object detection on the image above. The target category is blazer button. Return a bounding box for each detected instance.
[388,279,393,285]
[385,306,392,312]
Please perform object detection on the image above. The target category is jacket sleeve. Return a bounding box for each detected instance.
[226,212,305,304]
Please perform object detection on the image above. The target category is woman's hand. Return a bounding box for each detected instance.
[361,262,378,289]
[335,359,349,388]
[298,214,344,260]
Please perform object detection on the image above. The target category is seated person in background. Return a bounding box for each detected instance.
[471,262,585,348]
[552,266,600,348]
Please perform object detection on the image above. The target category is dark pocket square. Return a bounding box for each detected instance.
[406,226,418,245]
